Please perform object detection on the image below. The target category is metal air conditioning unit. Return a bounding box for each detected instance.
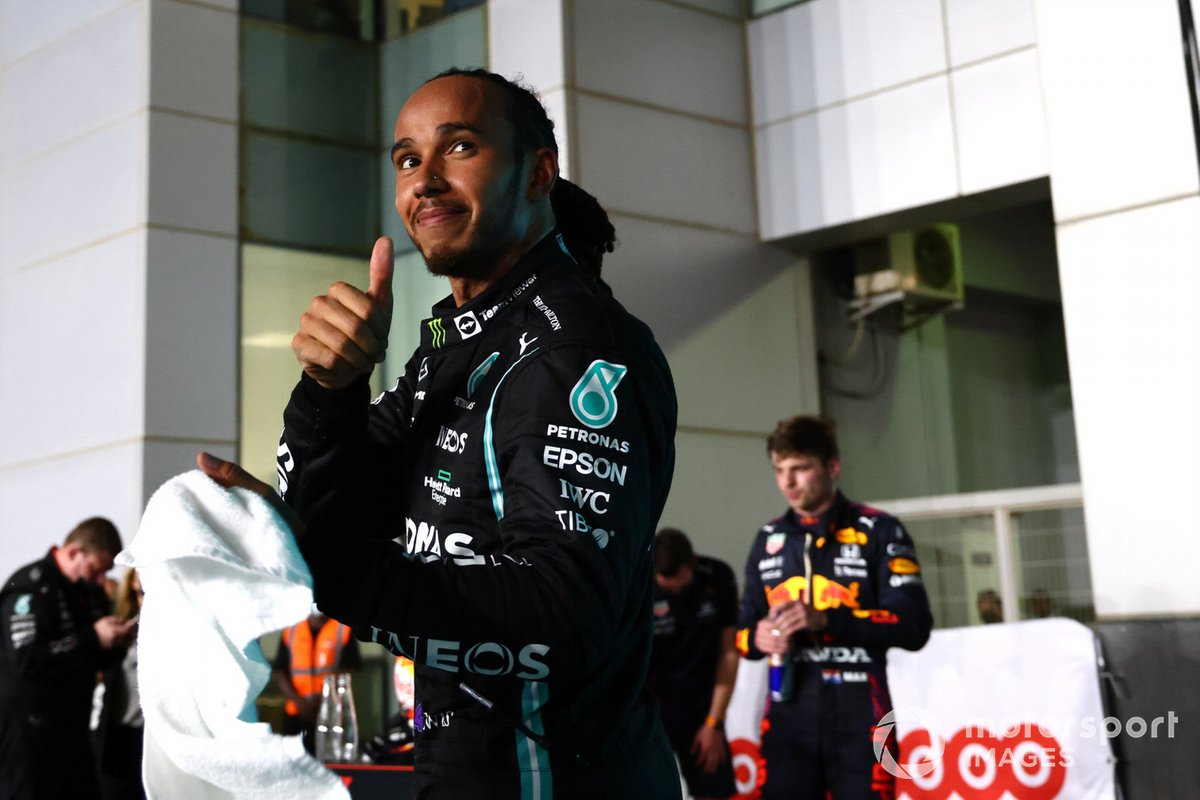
[846,224,964,329]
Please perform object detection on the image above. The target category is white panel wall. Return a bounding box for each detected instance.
[0,0,134,63]
[1035,0,1200,617]
[0,0,238,581]
[488,0,565,91]
[756,75,957,237]
[952,49,1048,195]
[749,0,1049,240]
[0,3,150,578]
[575,95,755,234]
[0,2,144,168]
[0,233,147,466]
[944,0,1037,66]
[142,0,238,487]
[661,266,820,575]
[1036,0,1199,223]
[1055,197,1200,617]
[0,444,149,577]
[749,0,946,123]
[573,0,746,124]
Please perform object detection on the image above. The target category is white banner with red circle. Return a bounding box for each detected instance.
[885,618,1117,799]
[719,619,1118,800]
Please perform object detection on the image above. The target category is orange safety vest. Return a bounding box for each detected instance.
[283,619,352,716]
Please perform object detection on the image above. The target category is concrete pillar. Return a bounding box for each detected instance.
[0,0,239,576]
[1036,0,1200,617]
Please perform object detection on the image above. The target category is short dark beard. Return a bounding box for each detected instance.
[421,236,508,280]
[418,170,524,280]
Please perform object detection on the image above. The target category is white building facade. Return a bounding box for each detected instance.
[2,0,1197,629]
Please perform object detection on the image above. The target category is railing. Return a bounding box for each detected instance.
[870,484,1087,626]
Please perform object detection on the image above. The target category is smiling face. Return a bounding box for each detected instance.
[391,75,555,285]
[771,451,840,517]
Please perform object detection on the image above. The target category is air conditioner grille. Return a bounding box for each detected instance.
[913,228,955,290]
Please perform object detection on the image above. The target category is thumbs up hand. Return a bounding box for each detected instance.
[292,237,395,390]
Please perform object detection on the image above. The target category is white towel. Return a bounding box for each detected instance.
[117,470,350,800]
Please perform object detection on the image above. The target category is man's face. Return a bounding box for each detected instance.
[654,563,694,595]
[64,547,114,586]
[771,452,840,516]
[978,594,1003,623]
[391,76,535,280]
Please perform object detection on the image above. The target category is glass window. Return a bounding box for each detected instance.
[240,243,381,487]
[241,131,380,254]
[1012,507,1094,623]
[243,0,373,39]
[242,18,378,146]
[379,0,486,39]
[905,515,998,629]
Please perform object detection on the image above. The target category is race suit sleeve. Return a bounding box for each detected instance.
[278,361,417,536]
[0,582,108,680]
[736,536,769,660]
[299,340,672,685]
[821,518,933,651]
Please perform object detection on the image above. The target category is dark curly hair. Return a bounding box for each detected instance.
[426,68,617,284]
[767,416,839,463]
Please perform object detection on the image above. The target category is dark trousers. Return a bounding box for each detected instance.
[0,710,101,800]
[760,708,895,800]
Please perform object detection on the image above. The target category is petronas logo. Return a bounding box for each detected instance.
[569,360,627,429]
[428,318,446,348]
[467,352,500,398]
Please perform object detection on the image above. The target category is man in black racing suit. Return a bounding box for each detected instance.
[0,518,134,800]
[243,69,679,798]
[737,416,932,800]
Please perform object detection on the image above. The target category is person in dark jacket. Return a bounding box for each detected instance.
[738,416,933,800]
[199,67,679,799]
[0,518,135,800]
[649,528,739,800]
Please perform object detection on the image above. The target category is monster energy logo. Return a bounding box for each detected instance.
[428,318,446,348]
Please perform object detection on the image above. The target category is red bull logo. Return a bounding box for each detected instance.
[766,576,806,606]
[836,527,868,545]
[814,576,860,610]
[765,576,860,610]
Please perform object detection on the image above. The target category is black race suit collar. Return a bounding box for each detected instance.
[419,230,577,351]
[780,490,850,535]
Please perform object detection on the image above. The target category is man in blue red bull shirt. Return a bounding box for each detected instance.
[737,416,933,799]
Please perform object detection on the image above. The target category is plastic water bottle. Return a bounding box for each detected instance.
[315,672,359,763]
